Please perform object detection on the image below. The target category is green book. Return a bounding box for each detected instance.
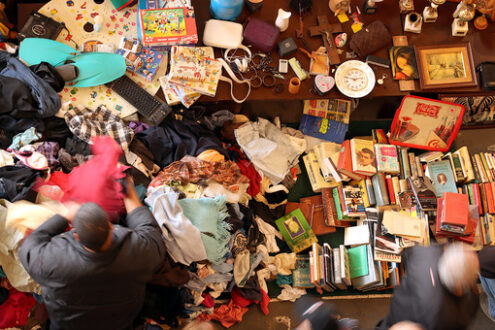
[292,254,314,288]
[332,187,344,220]
[275,208,318,253]
[348,244,369,279]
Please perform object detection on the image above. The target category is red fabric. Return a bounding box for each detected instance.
[228,146,261,196]
[34,136,127,222]
[0,288,36,328]
[197,299,249,328]
[201,293,215,308]
[231,287,269,316]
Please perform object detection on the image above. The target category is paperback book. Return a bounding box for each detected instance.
[427,160,458,197]
[299,114,348,144]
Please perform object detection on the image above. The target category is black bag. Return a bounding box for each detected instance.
[478,62,495,91]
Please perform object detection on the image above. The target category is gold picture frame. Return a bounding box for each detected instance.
[415,43,478,90]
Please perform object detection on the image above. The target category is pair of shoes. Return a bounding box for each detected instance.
[19,38,126,88]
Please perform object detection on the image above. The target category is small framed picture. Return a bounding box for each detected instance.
[415,43,477,90]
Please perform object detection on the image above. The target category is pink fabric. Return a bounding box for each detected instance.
[35,136,127,221]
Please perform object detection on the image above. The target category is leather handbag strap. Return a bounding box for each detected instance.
[217,58,251,103]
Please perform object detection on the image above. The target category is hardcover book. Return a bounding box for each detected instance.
[342,186,366,217]
[321,188,351,228]
[441,192,469,234]
[293,254,314,288]
[374,144,400,174]
[300,195,337,235]
[348,244,369,279]
[337,140,365,181]
[427,160,458,197]
[350,138,377,176]
[299,114,349,144]
[275,208,318,253]
[408,175,437,211]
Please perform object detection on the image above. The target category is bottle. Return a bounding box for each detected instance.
[210,0,244,21]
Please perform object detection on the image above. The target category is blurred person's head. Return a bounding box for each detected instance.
[294,296,341,330]
[73,202,112,252]
[438,243,479,296]
[390,321,425,330]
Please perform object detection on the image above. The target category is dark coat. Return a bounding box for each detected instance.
[377,245,478,330]
[19,206,166,330]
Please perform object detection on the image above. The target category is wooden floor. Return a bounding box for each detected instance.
[211,297,495,330]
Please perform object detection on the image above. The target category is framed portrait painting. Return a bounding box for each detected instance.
[415,43,477,90]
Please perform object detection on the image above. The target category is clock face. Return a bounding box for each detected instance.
[343,69,368,91]
[335,60,376,98]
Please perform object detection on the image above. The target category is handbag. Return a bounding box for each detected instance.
[349,21,391,58]
[243,18,279,52]
[477,62,495,91]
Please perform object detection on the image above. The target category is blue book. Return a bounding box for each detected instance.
[427,160,458,197]
[299,114,348,144]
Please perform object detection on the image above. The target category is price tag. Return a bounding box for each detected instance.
[351,23,362,33]
[337,13,349,23]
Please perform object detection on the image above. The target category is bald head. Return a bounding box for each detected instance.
[73,202,110,252]
[438,243,479,296]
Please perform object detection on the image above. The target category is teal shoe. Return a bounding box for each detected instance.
[19,38,126,87]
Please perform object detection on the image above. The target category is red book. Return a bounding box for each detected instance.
[385,175,396,204]
[472,183,483,215]
[491,182,495,211]
[485,183,495,214]
[337,140,364,181]
[458,206,479,244]
[442,192,469,231]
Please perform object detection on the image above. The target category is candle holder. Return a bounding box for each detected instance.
[423,0,447,23]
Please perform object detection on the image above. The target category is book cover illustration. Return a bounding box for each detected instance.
[390,96,464,152]
[427,160,458,197]
[299,114,348,144]
[374,144,400,174]
[351,139,377,175]
[140,7,198,46]
[408,175,437,210]
[389,46,419,80]
[293,255,314,288]
[159,76,200,107]
[116,42,166,81]
[343,186,366,216]
[275,208,318,253]
[303,99,351,124]
[168,46,222,97]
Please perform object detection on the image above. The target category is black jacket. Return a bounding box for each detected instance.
[377,245,478,330]
[19,206,166,330]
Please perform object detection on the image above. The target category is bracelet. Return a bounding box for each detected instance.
[262,74,276,88]
[251,76,262,88]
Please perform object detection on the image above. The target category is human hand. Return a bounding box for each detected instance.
[123,177,142,213]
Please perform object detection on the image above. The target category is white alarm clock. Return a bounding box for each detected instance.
[335,60,376,98]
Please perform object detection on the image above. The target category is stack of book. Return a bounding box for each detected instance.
[279,114,495,294]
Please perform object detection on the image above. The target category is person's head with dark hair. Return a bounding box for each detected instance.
[73,202,112,252]
[358,147,375,167]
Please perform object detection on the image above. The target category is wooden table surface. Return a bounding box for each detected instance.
[185,0,495,103]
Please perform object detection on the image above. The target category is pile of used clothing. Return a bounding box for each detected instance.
[0,48,314,328]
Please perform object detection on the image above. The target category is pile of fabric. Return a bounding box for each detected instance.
[0,49,313,328]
